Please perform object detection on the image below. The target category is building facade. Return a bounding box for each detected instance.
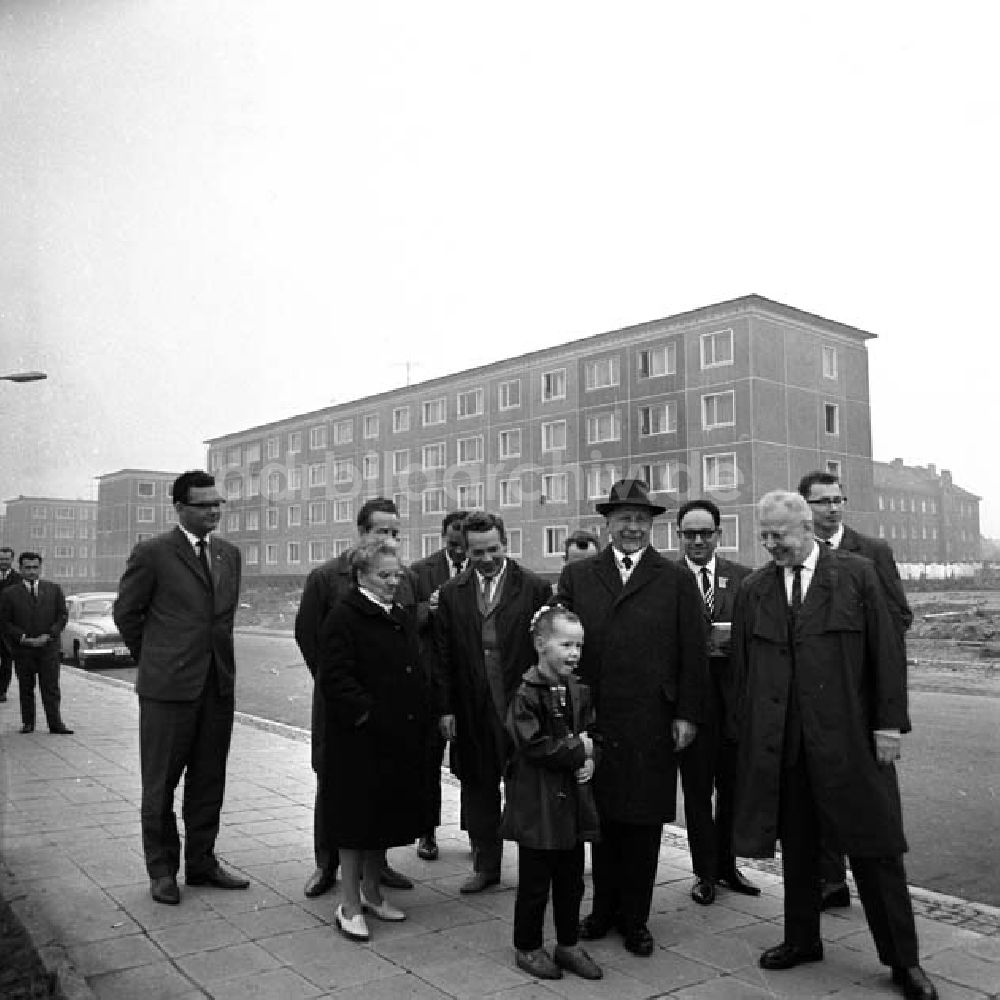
[204,295,877,577]
[95,469,179,587]
[1,496,98,587]
[873,459,981,564]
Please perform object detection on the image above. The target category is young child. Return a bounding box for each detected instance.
[500,605,602,981]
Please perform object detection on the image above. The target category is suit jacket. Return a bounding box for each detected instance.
[0,569,22,594]
[410,548,461,631]
[731,545,909,859]
[555,546,708,824]
[839,524,913,640]
[0,579,68,657]
[113,527,241,702]
[679,555,752,643]
[0,570,22,654]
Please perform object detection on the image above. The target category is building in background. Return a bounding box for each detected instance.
[204,294,877,579]
[1,496,97,588]
[873,459,981,564]
[95,469,179,587]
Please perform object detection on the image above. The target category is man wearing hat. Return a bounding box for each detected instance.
[554,479,708,956]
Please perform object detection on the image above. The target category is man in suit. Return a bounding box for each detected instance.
[0,546,21,703]
[408,508,468,861]
[798,470,914,911]
[114,470,249,906]
[0,552,71,733]
[554,479,707,956]
[730,491,936,1000]
[435,510,551,893]
[675,499,759,905]
[294,496,417,898]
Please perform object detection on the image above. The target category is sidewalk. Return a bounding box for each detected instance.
[1,670,997,1000]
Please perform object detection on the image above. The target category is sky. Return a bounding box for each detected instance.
[1,1,998,532]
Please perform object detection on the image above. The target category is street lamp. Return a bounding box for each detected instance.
[0,371,47,383]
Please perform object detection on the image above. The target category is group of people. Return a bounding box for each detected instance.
[82,465,936,999]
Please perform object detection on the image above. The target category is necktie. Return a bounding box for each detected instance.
[451,558,463,578]
[621,555,632,572]
[196,539,213,590]
[791,565,803,614]
[30,582,37,602]
[701,567,715,616]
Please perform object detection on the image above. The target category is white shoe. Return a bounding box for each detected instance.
[360,889,406,921]
[335,904,370,940]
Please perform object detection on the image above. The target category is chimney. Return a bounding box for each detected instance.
[891,458,904,469]
[941,469,952,486]
[927,463,936,476]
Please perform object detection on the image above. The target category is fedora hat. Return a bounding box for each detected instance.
[595,478,667,516]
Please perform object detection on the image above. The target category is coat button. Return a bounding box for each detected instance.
[407,713,414,721]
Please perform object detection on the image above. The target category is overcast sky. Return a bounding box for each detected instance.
[2,1,997,533]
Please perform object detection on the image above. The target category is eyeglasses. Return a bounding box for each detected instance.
[806,496,847,507]
[182,501,224,510]
[679,529,718,540]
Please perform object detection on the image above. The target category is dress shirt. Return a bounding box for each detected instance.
[782,541,819,604]
[178,524,211,557]
[449,558,467,579]
[822,525,844,549]
[684,555,716,584]
[612,546,646,584]
[475,559,507,605]
[24,580,38,598]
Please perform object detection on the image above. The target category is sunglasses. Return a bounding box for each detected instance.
[679,529,717,541]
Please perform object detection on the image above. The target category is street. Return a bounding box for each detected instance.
[86,629,1000,907]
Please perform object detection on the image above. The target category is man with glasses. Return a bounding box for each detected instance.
[798,471,913,910]
[675,499,759,905]
[115,470,248,905]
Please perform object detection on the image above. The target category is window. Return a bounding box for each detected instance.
[542,473,568,504]
[288,468,302,491]
[55,525,75,538]
[498,380,521,410]
[78,527,89,539]
[363,414,379,439]
[30,526,45,539]
[392,406,410,433]
[54,545,74,558]
[308,501,327,525]
[457,388,483,418]
[889,497,895,511]
[584,356,620,390]
[702,391,735,430]
[287,505,302,528]
[700,328,734,368]
[423,398,446,426]
[78,545,87,558]
[265,543,278,565]
[878,495,885,511]
[498,429,521,459]
[920,500,927,513]
[422,533,439,558]
[457,483,484,509]
[246,510,260,531]
[824,403,839,435]
[544,526,567,557]
[458,436,483,464]
[288,431,302,454]
[392,492,409,518]
[638,461,679,493]
[137,481,155,498]
[822,345,838,379]
[393,450,409,475]
[248,473,260,498]
[31,505,47,518]
[541,420,567,451]
[226,512,240,532]
[423,488,446,515]
[586,411,621,444]
[397,536,411,561]
[263,471,279,499]
[333,420,353,445]
[309,540,325,563]
[639,402,677,436]
[652,522,679,552]
[826,459,842,478]
[333,459,353,484]
[210,451,223,471]
[306,425,327,450]
[363,454,379,480]
[719,515,739,550]
[227,478,243,500]
[227,445,242,466]
[586,465,619,499]
[500,478,522,507]
[55,506,74,519]
[333,538,351,556]
[286,542,301,564]
[309,463,327,487]
[243,442,260,463]
[542,369,566,401]
[265,436,279,460]
[637,343,676,378]
[878,525,886,539]
[334,499,354,522]
[266,508,279,530]
[422,442,446,470]
[704,453,737,491]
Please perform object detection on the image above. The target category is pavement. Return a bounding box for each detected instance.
[1,670,998,1000]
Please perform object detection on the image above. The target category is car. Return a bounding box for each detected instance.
[60,592,131,666]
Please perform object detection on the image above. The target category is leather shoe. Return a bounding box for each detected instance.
[892,965,938,1000]
[759,940,824,970]
[417,833,439,861]
[578,913,614,940]
[379,864,413,890]
[303,867,337,898]
[185,863,250,890]
[622,924,655,957]
[360,890,406,922]
[459,870,500,894]
[150,875,180,905]
[553,944,602,980]
[335,904,370,942]
[49,724,74,734]
[717,868,761,896]
[20,723,34,733]
[515,947,562,979]
[691,876,716,905]
[820,884,851,909]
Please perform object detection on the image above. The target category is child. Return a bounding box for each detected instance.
[500,605,602,981]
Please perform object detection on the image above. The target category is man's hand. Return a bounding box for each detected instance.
[439,714,456,742]
[672,718,697,752]
[575,758,595,783]
[428,588,441,613]
[874,729,902,765]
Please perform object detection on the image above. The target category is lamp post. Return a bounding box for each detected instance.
[0,371,47,383]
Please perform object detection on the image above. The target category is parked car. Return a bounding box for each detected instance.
[60,592,131,666]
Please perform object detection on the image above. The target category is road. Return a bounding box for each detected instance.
[88,630,1000,907]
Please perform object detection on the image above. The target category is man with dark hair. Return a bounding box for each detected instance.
[674,498,758,905]
[797,470,913,911]
[0,551,71,733]
[563,530,600,565]
[114,470,247,905]
[435,510,552,892]
[0,545,21,702]
[295,495,417,897]
[409,509,468,861]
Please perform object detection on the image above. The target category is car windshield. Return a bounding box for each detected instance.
[80,599,114,616]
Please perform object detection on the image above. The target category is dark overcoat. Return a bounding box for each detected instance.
[316,588,429,849]
[730,546,910,859]
[554,546,708,825]
[433,559,552,783]
[0,579,68,662]
[501,667,600,850]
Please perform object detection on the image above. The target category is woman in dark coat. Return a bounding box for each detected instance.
[317,538,428,941]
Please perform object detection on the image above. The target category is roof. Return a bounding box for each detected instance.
[96,469,179,481]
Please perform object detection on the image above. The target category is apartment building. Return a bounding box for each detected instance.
[1,496,98,587]
[204,295,876,577]
[873,459,981,564]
